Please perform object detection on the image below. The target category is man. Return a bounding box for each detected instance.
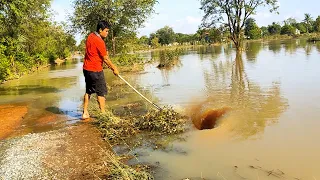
[82,20,119,119]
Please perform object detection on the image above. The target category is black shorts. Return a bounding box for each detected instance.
[83,70,107,96]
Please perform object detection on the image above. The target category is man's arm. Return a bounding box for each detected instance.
[103,55,119,75]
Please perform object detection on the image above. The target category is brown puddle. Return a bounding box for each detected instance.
[189,103,231,130]
[0,104,28,139]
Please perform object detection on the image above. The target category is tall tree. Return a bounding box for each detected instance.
[268,22,281,35]
[295,23,307,34]
[314,16,320,32]
[244,18,261,39]
[200,0,278,51]
[304,13,313,33]
[260,26,269,37]
[281,25,296,36]
[71,0,156,55]
[283,17,297,26]
[155,26,175,45]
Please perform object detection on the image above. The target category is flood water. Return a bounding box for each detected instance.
[137,39,320,180]
[1,39,320,179]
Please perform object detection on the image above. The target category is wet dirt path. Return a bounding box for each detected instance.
[0,115,111,179]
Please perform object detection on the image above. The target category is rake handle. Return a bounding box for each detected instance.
[117,75,162,110]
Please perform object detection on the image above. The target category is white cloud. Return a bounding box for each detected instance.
[169,16,201,34]
[186,16,201,24]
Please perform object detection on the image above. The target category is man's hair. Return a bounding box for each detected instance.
[96,20,111,32]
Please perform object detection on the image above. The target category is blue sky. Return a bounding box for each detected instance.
[52,0,320,39]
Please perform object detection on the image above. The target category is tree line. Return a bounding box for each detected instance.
[0,0,76,82]
[128,13,320,50]
[245,14,320,39]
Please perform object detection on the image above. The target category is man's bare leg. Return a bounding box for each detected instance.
[97,96,106,113]
[82,93,90,119]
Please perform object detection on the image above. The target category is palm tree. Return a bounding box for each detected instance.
[304,13,313,33]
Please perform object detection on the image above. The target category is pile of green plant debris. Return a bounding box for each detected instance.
[88,99,187,179]
[136,106,187,134]
[97,112,138,142]
[89,103,187,144]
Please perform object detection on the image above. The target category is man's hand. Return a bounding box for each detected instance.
[113,67,119,76]
[103,55,119,76]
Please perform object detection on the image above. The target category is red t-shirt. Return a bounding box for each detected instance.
[83,33,108,72]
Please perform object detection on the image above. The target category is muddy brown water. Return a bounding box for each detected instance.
[1,39,320,179]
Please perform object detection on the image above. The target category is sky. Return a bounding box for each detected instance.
[51,0,320,40]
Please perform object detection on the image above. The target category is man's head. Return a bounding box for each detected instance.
[96,20,111,38]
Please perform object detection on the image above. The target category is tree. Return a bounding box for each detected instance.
[71,0,156,55]
[295,23,307,34]
[284,17,297,26]
[156,26,175,45]
[304,13,313,33]
[175,33,194,44]
[314,16,320,32]
[268,22,281,35]
[150,37,160,48]
[281,25,296,36]
[208,27,222,43]
[260,26,269,37]
[200,0,278,51]
[0,0,76,81]
[139,36,149,45]
[244,18,261,39]
[244,18,255,36]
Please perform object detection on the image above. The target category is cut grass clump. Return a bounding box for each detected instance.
[94,110,139,144]
[89,102,187,144]
[136,106,187,135]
